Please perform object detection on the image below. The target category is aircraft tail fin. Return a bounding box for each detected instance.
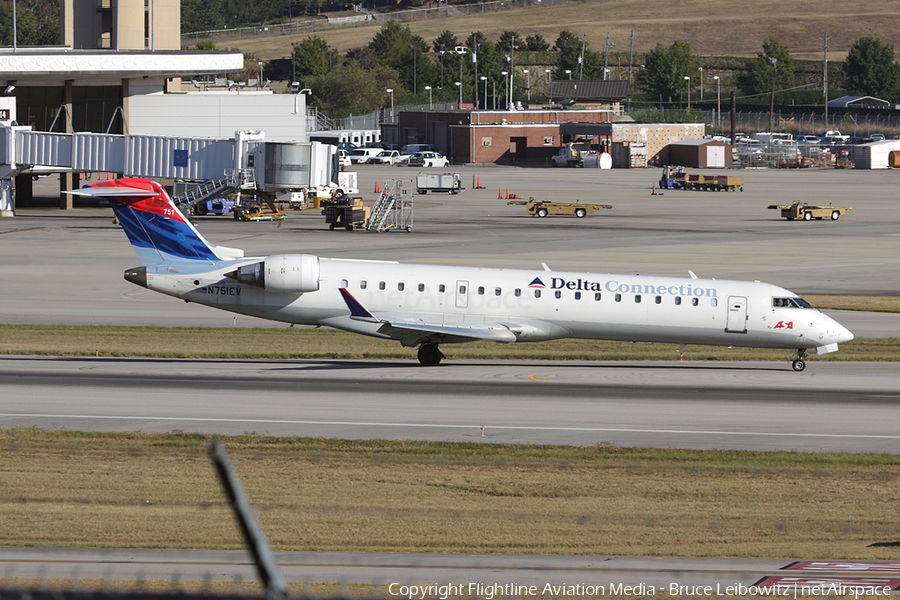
[67,178,244,266]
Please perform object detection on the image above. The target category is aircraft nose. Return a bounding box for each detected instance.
[836,323,855,344]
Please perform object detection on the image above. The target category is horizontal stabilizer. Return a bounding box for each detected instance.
[64,187,160,198]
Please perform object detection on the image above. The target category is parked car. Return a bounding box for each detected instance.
[795,134,820,145]
[368,150,403,165]
[347,148,380,164]
[402,144,440,155]
[407,151,449,168]
[870,133,885,141]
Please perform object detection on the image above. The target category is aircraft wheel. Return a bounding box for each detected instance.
[574,208,587,218]
[537,208,548,218]
[792,359,806,372]
[417,344,443,366]
[832,211,840,220]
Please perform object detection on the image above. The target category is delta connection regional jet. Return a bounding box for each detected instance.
[69,179,853,370]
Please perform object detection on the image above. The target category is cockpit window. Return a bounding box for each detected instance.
[773,297,813,309]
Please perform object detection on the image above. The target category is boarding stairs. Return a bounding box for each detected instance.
[366,179,413,232]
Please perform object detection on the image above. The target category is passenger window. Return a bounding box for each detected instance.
[675,297,682,305]
[615,293,621,302]
[439,284,445,293]
[535,290,542,298]
[341,279,348,288]
[418,283,425,292]
[495,287,501,296]
[515,289,521,297]
[554,291,561,299]
[575,291,581,300]
[459,285,466,294]
[692,298,699,306]
[635,295,642,303]
[478,286,485,295]
[594,293,601,301]
[655,296,662,304]
[398,282,405,291]
[379,281,386,290]
[711,298,718,307]
[360,281,367,289]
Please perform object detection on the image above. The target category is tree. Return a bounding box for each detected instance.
[292,36,338,82]
[636,41,697,103]
[367,21,433,96]
[0,0,59,46]
[843,36,900,98]
[306,61,400,118]
[525,34,549,52]
[734,37,795,97]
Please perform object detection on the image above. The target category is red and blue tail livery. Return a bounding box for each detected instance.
[68,179,242,265]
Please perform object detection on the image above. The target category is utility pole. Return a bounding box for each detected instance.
[578,34,587,80]
[823,32,830,128]
[628,30,635,85]
[769,57,777,133]
[603,31,614,73]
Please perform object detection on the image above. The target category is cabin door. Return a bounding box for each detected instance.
[726,296,748,333]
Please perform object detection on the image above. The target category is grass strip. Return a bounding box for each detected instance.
[1,429,898,560]
[0,324,897,361]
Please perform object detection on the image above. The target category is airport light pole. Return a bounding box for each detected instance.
[523,69,530,103]
[501,71,508,109]
[455,81,462,107]
[425,85,432,109]
[684,76,691,111]
[480,76,487,109]
[713,75,720,131]
[565,69,572,80]
[386,88,394,121]
[257,62,263,90]
[698,66,703,100]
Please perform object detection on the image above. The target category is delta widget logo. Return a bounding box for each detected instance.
[528,277,546,288]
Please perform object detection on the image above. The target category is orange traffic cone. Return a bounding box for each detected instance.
[506,188,510,199]
[499,188,503,199]
[477,177,482,189]
[651,183,657,195]
[375,182,381,193]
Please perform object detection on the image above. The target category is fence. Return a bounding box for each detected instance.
[631,106,900,138]
[181,0,581,46]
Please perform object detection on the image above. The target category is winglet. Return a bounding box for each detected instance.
[339,288,381,323]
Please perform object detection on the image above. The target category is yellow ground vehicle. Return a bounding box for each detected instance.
[508,198,612,218]
[768,203,851,221]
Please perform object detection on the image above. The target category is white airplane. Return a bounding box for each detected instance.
[70,179,854,371]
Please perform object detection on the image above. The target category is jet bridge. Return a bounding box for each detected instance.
[0,125,339,216]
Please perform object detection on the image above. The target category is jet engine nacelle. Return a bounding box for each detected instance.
[229,254,320,294]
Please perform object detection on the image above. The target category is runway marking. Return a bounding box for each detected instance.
[2,413,900,440]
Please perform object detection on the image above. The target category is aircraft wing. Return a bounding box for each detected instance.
[338,288,517,345]
[376,320,518,344]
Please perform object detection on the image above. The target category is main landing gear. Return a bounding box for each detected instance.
[417,343,444,366]
[790,349,809,372]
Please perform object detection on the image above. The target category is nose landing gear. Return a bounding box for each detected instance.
[790,349,809,372]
